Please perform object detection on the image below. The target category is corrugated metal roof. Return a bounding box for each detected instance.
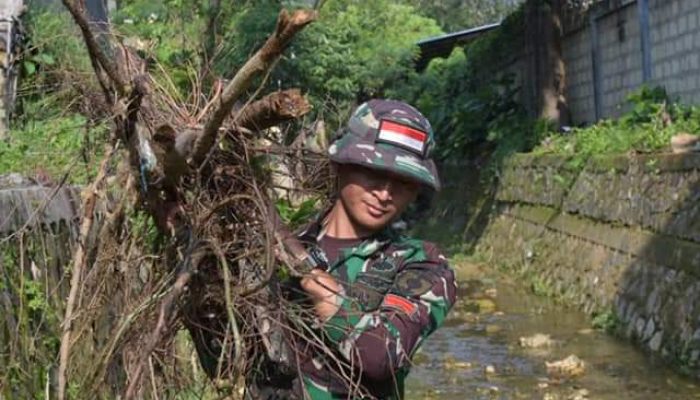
[415,22,501,71]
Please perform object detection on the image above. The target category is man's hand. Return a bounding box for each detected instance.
[301,269,343,321]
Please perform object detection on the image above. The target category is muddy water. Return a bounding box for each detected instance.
[405,261,700,400]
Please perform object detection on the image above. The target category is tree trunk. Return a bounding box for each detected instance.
[525,0,569,127]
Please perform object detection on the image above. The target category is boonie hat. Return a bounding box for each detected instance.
[328,99,440,191]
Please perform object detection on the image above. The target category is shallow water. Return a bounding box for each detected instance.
[405,261,700,400]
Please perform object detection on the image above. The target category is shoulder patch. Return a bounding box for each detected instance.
[382,294,418,317]
[394,269,435,296]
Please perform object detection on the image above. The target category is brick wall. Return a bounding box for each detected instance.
[649,0,700,103]
[563,27,596,124]
[561,0,700,125]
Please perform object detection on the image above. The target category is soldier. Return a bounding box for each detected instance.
[252,99,457,399]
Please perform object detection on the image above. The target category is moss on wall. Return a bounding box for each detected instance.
[466,151,700,378]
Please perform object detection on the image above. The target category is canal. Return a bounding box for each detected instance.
[406,260,700,399]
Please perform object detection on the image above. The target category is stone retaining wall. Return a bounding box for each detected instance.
[469,152,700,376]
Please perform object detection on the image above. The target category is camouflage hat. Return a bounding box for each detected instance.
[328,99,441,191]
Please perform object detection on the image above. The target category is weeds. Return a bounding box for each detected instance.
[591,309,620,333]
[534,86,700,169]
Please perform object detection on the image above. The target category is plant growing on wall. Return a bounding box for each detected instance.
[534,86,700,168]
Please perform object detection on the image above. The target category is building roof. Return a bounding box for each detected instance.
[415,22,501,71]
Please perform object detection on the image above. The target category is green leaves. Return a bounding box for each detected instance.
[214,0,441,125]
[22,53,57,76]
[534,85,699,169]
[391,5,533,162]
[275,198,320,229]
[23,60,36,75]
[0,112,108,184]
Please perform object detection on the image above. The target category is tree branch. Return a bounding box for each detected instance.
[61,0,127,96]
[235,89,311,132]
[192,9,317,166]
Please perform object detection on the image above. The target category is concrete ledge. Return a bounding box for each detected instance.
[587,153,700,173]
[0,186,80,233]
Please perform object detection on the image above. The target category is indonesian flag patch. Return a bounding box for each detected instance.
[376,120,428,155]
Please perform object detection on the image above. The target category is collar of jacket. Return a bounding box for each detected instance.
[296,207,399,259]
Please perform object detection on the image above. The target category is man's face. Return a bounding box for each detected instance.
[336,164,420,234]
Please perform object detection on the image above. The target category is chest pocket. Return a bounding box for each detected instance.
[347,255,401,312]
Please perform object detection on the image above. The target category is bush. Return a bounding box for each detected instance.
[215,0,442,125]
[534,86,700,169]
[0,112,107,184]
[394,6,536,163]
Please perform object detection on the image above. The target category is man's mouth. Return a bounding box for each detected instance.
[365,202,388,218]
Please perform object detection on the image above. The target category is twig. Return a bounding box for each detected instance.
[192,9,317,166]
[57,144,116,400]
[148,357,160,400]
[124,232,200,399]
[124,269,193,399]
[86,278,172,393]
[211,241,243,379]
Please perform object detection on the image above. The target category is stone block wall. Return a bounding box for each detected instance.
[563,26,596,124]
[469,152,700,376]
[649,0,700,102]
[560,0,700,125]
[596,2,644,120]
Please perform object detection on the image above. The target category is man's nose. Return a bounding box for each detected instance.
[373,181,393,202]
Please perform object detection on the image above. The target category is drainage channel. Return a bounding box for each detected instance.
[405,261,699,400]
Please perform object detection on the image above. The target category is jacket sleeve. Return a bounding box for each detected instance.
[321,243,457,381]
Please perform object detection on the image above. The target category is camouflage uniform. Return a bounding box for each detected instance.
[328,100,441,191]
[291,215,456,399]
[256,99,456,399]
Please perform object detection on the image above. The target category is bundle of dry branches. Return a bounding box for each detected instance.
[53,2,337,398]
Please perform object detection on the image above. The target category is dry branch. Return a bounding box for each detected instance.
[192,9,317,165]
[236,89,312,132]
[124,269,194,399]
[57,145,116,400]
[53,4,322,399]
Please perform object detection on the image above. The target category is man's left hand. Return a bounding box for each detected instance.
[301,269,343,321]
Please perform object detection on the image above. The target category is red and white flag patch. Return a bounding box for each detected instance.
[376,120,427,154]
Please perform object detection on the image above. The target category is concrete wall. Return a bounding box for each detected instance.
[562,26,596,124]
[465,152,700,376]
[561,0,700,125]
[648,0,700,102]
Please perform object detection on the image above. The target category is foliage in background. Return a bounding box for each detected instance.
[396,6,545,164]
[112,0,210,93]
[215,0,441,125]
[533,86,700,169]
[405,0,522,32]
[0,112,107,183]
[19,7,93,105]
[0,9,107,183]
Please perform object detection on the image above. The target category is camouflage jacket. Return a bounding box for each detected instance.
[291,215,457,399]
